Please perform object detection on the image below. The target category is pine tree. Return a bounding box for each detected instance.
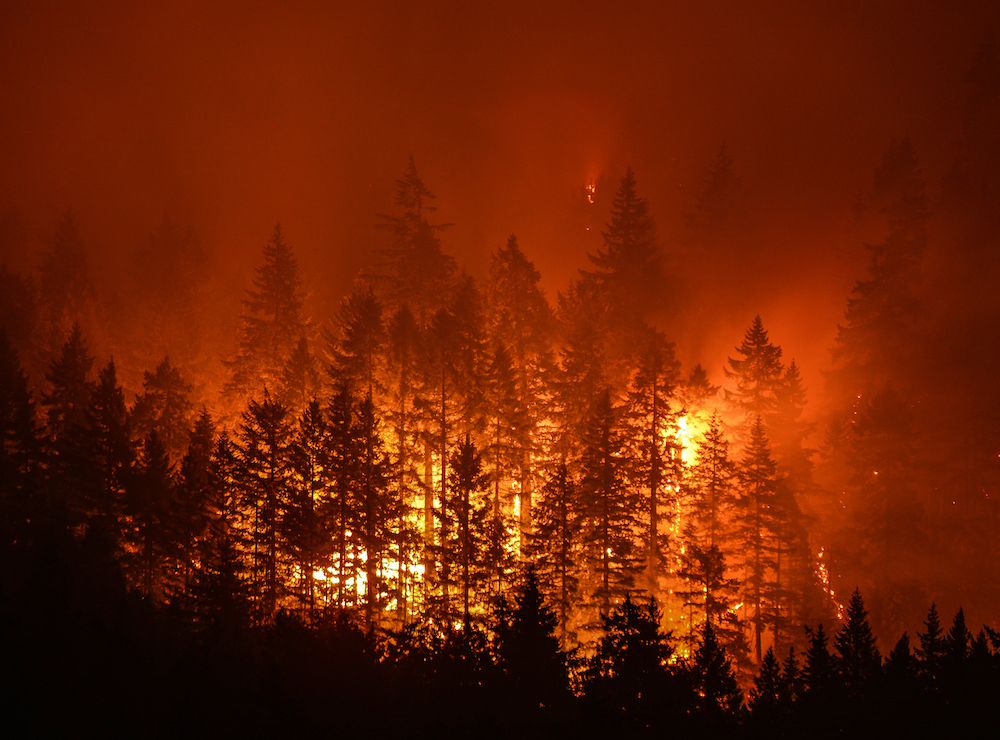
[492,567,568,709]
[584,594,674,723]
[916,602,945,687]
[353,394,394,628]
[37,210,95,354]
[485,234,555,540]
[384,304,423,622]
[327,284,386,401]
[175,408,216,594]
[225,224,310,405]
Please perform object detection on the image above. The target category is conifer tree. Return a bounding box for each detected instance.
[737,416,780,662]
[125,430,176,599]
[373,157,457,327]
[624,326,680,591]
[485,234,555,540]
[353,394,394,628]
[277,336,323,415]
[0,328,43,542]
[323,383,361,609]
[723,315,784,439]
[130,356,195,463]
[834,589,882,698]
[802,623,839,698]
[585,166,661,325]
[175,408,215,593]
[916,602,945,687]
[286,399,332,617]
[327,284,386,401]
[37,211,95,354]
[577,390,641,621]
[233,389,295,621]
[441,435,489,622]
[384,304,422,621]
[526,462,581,643]
[41,323,94,441]
[690,620,743,720]
[225,225,310,405]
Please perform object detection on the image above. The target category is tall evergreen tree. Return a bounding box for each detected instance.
[233,389,296,621]
[40,323,94,441]
[0,329,43,542]
[723,315,784,439]
[577,390,641,622]
[834,589,881,699]
[526,462,581,643]
[440,435,489,622]
[124,430,176,599]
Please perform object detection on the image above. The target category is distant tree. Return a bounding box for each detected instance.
[373,157,457,327]
[916,602,945,687]
[0,264,39,359]
[285,399,332,618]
[353,394,395,628]
[685,143,744,239]
[40,323,94,441]
[130,356,195,463]
[225,224,310,406]
[278,336,323,415]
[584,166,661,325]
[175,408,216,593]
[37,210,95,354]
[326,284,386,401]
[485,234,555,539]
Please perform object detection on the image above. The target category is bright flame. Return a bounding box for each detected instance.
[585,182,596,204]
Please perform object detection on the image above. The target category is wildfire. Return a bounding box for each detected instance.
[585,182,596,204]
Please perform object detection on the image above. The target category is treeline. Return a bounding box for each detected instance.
[0,159,837,674]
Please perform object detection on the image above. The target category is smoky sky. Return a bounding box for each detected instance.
[1,0,996,401]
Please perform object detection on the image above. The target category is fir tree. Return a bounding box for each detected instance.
[124,430,176,599]
[723,315,784,438]
[690,620,743,720]
[0,328,43,542]
[41,323,94,441]
[441,435,489,622]
[327,284,386,401]
[278,336,323,415]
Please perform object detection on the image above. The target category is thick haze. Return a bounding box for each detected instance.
[1,0,996,399]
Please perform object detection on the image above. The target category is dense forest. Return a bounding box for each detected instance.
[1,27,1000,736]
